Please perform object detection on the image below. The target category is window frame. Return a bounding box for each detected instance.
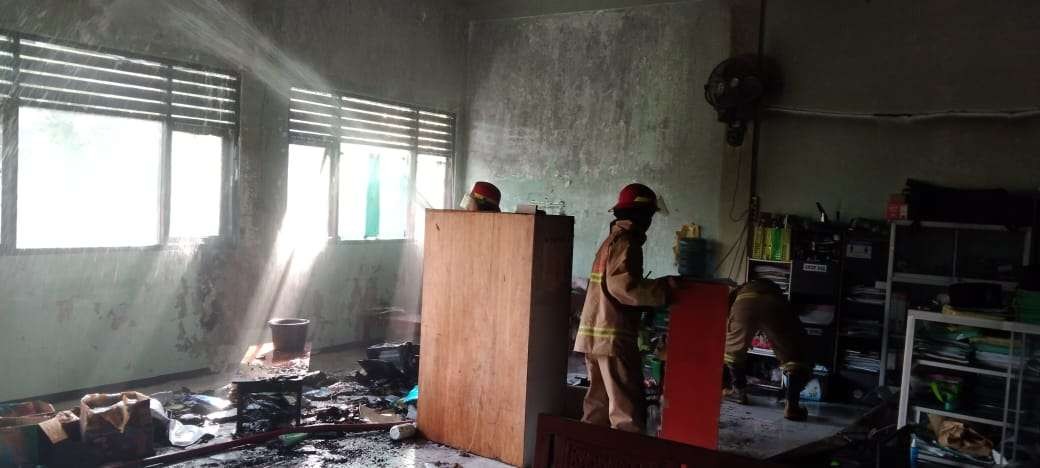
[286,88,456,242]
[0,30,240,254]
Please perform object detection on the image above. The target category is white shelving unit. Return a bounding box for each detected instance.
[890,273,1018,292]
[917,452,1002,468]
[748,348,776,358]
[898,310,1040,464]
[880,221,1032,387]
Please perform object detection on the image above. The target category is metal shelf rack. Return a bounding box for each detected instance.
[879,221,1032,387]
[897,310,1040,464]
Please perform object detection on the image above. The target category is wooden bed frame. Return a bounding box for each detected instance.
[533,414,789,468]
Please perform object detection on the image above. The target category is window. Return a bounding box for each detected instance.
[416,154,448,210]
[339,144,410,239]
[18,107,162,248]
[0,31,239,250]
[287,88,455,241]
[170,131,224,239]
[286,144,331,239]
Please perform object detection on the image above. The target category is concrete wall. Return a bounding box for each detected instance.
[462,1,731,276]
[755,0,1040,219]
[11,0,1036,402]
[0,0,466,401]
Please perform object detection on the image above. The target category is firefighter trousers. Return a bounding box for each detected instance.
[581,348,645,433]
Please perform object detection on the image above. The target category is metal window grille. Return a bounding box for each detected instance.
[0,30,241,250]
[288,87,455,240]
[0,34,14,100]
[0,32,238,128]
[288,87,454,157]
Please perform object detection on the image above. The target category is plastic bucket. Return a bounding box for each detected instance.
[269,318,310,352]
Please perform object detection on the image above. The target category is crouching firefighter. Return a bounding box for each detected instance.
[723,279,813,421]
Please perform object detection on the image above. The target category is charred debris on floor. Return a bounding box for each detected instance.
[1,342,425,467]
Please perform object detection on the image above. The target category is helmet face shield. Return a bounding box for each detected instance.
[459,193,474,210]
[459,192,500,212]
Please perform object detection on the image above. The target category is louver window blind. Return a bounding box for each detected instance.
[288,87,455,156]
[0,34,14,100]
[0,32,238,128]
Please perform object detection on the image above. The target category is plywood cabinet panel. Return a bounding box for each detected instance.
[418,211,573,467]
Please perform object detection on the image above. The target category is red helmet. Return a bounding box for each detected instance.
[469,181,501,209]
[612,183,658,211]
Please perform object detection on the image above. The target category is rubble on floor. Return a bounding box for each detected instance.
[716,393,864,460]
[163,430,499,468]
[1,343,444,467]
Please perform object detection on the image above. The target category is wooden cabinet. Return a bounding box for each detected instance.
[417,210,574,467]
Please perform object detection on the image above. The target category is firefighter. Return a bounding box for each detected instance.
[723,279,812,421]
[575,183,675,433]
[461,181,501,212]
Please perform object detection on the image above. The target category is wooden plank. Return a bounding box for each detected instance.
[660,281,731,449]
[418,211,573,467]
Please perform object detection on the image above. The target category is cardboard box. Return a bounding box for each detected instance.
[80,392,153,464]
[0,400,57,465]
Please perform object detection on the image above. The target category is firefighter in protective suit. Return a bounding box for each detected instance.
[723,278,812,421]
[574,183,675,433]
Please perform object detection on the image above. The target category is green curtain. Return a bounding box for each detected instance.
[364,154,381,238]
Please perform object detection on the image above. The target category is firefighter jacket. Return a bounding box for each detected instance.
[574,220,669,356]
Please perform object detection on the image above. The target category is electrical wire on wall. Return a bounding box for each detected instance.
[764,105,1040,122]
[738,0,767,280]
[727,227,748,280]
[714,143,751,279]
[713,214,749,278]
[728,144,749,223]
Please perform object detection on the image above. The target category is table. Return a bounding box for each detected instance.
[233,342,311,434]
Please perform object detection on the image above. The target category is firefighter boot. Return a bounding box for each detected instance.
[783,370,810,421]
[784,401,808,421]
[722,365,749,405]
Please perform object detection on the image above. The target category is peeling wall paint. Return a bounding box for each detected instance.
[0,0,467,401]
[0,249,210,400]
[462,1,730,276]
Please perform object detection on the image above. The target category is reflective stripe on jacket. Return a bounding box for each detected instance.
[574,220,668,356]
